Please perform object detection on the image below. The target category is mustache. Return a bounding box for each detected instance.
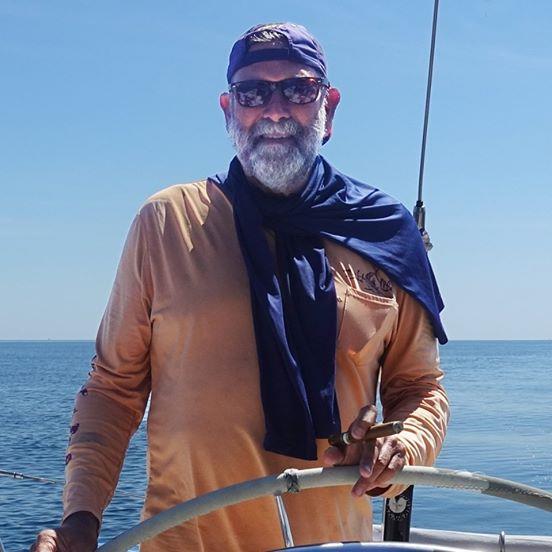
[250,119,301,142]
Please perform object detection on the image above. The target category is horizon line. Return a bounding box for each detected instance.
[1,338,550,343]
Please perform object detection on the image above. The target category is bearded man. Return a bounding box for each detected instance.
[32,23,449,552]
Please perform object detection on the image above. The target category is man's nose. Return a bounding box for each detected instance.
[261,88,291,122]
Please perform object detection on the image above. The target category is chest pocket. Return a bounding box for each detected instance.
[335,275,398,356]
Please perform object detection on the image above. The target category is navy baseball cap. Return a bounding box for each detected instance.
[227,23,327,84]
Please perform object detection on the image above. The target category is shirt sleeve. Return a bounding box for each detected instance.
[378,286,450,498]
[63,212,153,523]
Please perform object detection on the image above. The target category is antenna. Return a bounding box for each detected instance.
[414,0,440,252]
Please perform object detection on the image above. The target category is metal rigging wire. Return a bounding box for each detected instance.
[0,468,144,499]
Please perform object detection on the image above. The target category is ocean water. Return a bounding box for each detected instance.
[0,340,550,550]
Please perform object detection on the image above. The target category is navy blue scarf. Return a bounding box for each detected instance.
[211,156,446,460]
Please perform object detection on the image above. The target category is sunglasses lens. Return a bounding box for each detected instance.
[231,78,326,107]
[282,78,320,104]
[234,81,271,107]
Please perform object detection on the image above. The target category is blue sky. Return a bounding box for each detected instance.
[1,1,551,340]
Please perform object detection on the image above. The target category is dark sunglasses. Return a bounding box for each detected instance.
[229,77,330,108]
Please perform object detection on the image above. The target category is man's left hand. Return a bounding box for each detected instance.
[321,405,407,496]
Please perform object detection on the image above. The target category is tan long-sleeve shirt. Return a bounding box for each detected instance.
[63,179,449,551]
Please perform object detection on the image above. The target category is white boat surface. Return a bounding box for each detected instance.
[373,525,552,551]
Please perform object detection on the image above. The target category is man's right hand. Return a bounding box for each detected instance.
[30,511,99,552]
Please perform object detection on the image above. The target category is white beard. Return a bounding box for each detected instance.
[227,104,326,196]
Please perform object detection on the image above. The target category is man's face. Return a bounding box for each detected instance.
[220,59,339,195]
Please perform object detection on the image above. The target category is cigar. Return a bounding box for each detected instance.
[328,421,404,448]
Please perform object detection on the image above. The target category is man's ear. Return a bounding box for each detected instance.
[220,92,231,127]
[323,87,340,144]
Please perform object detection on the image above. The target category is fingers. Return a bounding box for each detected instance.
[359,439,377,478]
[352,436,406,497]
[30,515,99,552]
[321,405,406,498]
[361,436,399,479]
[349,404,377,439]
[322,404,377,467]
[322,440,364,467]
[321,444,344,467]
[30,529,58,552]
